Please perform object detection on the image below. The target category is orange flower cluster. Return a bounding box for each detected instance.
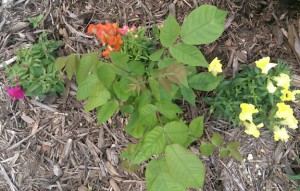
[87,23,123,57]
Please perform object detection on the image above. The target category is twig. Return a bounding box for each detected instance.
[6,124,47,151]
[0,163,18,191]
[0,56,17,70]
[29,100,58,112]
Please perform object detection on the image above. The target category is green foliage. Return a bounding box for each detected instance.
[199,132,243,161]
[55,4,228,191]
[28,15,43,28]
[5,32,63,98]
[205,62,291,127]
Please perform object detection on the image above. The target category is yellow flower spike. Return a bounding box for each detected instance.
[267,80,277,93]
[280,116,298,129]
[239,103,259,122]
[273,126,289,142]
[274,102,294,119]
[208,57,222,76]
[243,122,263,138]
[255,57,277,74]
[280,89,294,101]
[273,73,291,89]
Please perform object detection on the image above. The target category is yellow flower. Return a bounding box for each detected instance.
[273,126,289,142]
[208,57,222,76]
[274,102,294,119]
[255,57,277,74]
[243,121,263,138]
[273,73,291,89]
[267,80,277,93]
[280,116,298,129]
[280,89,293,101]
[239,103,259,122]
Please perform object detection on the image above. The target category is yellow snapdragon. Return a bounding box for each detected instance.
[273,126,290,142]
[280,115,298,129]
[243,121,263,138]
[255,57,277,74]
[239,103,259,122]
[273,73,291,89]
[274,102,294,119]
[208,57,222,76]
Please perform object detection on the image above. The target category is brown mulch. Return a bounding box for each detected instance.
[0,0,299,191]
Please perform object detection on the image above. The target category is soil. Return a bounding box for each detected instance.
[0,0,299,191]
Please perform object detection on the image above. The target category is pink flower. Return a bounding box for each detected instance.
[5,87,25,100]
[118,25,137,36]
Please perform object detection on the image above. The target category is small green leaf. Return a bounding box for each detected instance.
[169,43,208,67]
[211,132,223,147]
[84,82,110,112]
[189,116,204,138]
[139,104,157,127]
[113,79,131,101]
[164,121,188,146]
[180,86,196,106]
[155,101,182,119]
[55,56,67,71]
[76,52,98,84]
[124,112,145,138]
[219,148,230,158]
[226,141,240,150]
[121,159,141,172]
[149,48,165,61]
[165,144,205,188]
[65,54,79,80]
[97,100,119,124]
[188,72,222,91]
[199,142,215,156]
[97,63,116,88]
[146,158,186,191]
[230,149,243,161]
[180,5,227,45]
[160,14,180,47]
[120,105,134,115]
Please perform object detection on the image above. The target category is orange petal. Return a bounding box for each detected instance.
[87,24,97,34]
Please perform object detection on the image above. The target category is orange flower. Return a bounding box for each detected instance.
[87,24,97,34]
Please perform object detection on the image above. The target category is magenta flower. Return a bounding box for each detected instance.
[5,87,25,100]
[119,25,138,36]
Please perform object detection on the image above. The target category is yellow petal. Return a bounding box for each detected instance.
[255,57,277,74]
[267,80,277,93]
[275,102,294,119]
[239,103,259,122]
[208,57,222,76]
[244,122,262,138]
[273,126,289,142]
[280,89,294,101]
[273,73,291,89]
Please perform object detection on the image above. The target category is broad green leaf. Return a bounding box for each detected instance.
[180,5,227,45]
[125,112,146,138]
[155,101,182,119]
[189,116,204,138]
[132,127,166,164]
[180,86,196,106]
[164,121,188,146]
[76,74,99,100]
[219,148,230,158]
[188,72,222,91]
[137,90,152,109]
[146,158,186,191]
[65,54,78,80]
[149,77,161,101]
[97,100,119,124]
[165,144,205,188]
[76,52,98,84]
[97,63,116,88]
[199,142,215,156]
[169,43,208,67]
[113,80,131,101]
[84,82,110,112]
[183,136,197,148]
[110,51,129,65]
[55,56,67,71]
[211,132,223,147]
[139,104,157,127]
[120,105,134,115]
[160,14,180,47]
[287,174,300,181]
[128,61,145,75]
[149,48,165,61]
[119,143,149,163]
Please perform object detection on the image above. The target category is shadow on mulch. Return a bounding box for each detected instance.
[0,0,299,190]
